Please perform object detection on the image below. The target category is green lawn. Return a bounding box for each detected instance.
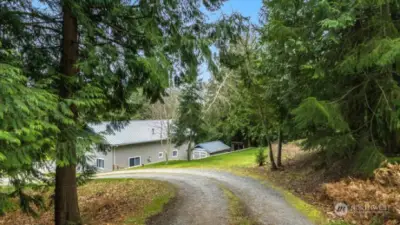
[132,148,260,170]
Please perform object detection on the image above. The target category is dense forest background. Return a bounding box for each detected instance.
[1,0,400,224]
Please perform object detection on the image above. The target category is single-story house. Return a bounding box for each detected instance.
[192,141,231,160]
[90,120,188,172]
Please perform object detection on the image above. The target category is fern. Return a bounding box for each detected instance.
[352,147,387,176]
[293,97,350,132]
[293,97,357,161]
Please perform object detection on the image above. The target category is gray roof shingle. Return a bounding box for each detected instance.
[194,141,230,154]
[90,120,170,146]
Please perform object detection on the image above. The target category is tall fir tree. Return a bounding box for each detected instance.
[1,0,245,223]
[261,0,400,174]
[0,43,59,215]
[173,80,205,161]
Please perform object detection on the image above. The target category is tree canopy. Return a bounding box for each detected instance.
[2,0,400,223]
[204,0,400,173]
[0,0,246,223]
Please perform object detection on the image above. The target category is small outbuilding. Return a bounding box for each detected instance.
[192,141,231,160]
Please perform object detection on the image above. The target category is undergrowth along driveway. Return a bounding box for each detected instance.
[98,169,312,225]
[0,179,175,225]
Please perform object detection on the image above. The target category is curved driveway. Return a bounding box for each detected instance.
[96,168,312,225]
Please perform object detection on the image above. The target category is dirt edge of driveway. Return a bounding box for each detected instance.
[146,179,261,225]
[145,185,179,225]
[219,183,261,225]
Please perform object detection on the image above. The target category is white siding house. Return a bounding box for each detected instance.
[89,120,188,172]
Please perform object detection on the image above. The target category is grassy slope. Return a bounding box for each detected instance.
[132,148,259,169]
[134,148,326,224]
[0,179,175,225]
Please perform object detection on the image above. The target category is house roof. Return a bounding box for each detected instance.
[90,120,170,146]
[194,141,230,154]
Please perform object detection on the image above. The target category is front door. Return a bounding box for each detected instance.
[129,157,141,167]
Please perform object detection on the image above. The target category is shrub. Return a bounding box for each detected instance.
[352,147,387,177]
[255,148,267,166]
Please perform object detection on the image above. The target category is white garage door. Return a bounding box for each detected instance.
[192,150,207,160]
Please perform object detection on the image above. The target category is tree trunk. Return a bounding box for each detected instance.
[277,129,283,167]
[267,137,278,171]
[165,139,170,165]
[55,4,81,225]
[187,140,192,161]
[55,158,80,225]
[165,121,170,164]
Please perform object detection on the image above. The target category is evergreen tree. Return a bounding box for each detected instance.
[1,0,245,223]
[0,44,59,215]
[261,0,400,173]
[173,80,204,161]
[217,32,280,170]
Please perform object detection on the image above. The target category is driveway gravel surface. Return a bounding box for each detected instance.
[96,168,313,225]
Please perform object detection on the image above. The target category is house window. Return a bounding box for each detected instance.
[152,128,155,134]
[129,157,141,167]
[200,152,207,158]
[96,158,104,169]
[158,152,164,158]
[172,150,178,157]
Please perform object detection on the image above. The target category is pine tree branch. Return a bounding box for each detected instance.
[331,82,364,103]
[10,11,62,23]
[24,24,61,34]
[374,79,390,108]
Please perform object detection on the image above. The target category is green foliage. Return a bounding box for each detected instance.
[369,216,385,225]
[388,157,400,164]
[1,0,245,218]
[255,148,267,166]
[293,98,350,132]
[352,147,387,176]
[203,0,400,175]
[173,81,204,158]
[293,97,356,161]
[257,0,400,173]
[0,192,18,216]
[204,32,283,148]
[0,45,59,215]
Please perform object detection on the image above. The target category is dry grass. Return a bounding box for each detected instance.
[0,179,175,225]
[324,164,400,225]
[240,143,399,225]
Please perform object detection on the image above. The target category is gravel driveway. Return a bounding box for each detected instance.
[96,168,312,225]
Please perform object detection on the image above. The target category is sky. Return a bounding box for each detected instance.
[201,0,262,80]
[206,0,262,25]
